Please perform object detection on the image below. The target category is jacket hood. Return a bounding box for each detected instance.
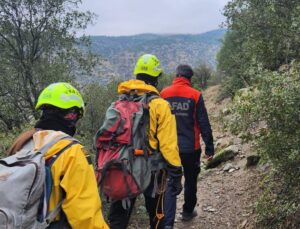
[173,77,192,87]
[118,79,160,95]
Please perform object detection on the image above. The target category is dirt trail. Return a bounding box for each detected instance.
[173,85,262,229]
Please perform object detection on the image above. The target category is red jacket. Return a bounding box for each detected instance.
[161,77,214,155]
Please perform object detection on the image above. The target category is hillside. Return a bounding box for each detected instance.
[88,29,225,81]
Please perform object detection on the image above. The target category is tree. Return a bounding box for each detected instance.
[0,0,95,130]
[192,63,213,89]
[217,0,300,96]
[223,0,300,70]
[217,30,253,97]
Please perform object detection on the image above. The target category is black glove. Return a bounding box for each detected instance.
[205,143,215,157]
[167,164,183,196]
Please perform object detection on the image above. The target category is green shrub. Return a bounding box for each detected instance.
[157,73,173,91]
[228,61,300,227]
[257,171,300,228]
[0,125,32,159]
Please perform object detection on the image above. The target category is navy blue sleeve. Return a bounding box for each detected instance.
[196,95,214,156]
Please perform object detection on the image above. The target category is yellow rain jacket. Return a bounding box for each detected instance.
[32,130,108,229]
[118,79,181,167]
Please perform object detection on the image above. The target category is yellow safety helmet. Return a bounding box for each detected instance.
[35,82,85,112]
[133,54,162,77]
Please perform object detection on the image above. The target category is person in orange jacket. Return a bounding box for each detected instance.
[161,64,215,224]
[7,82,109,229]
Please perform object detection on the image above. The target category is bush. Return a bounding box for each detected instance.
[157,73,173,91]
[228,61,300,227]
[0,125,32,159]
[257,171,300,229]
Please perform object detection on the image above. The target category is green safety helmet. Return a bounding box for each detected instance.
[35,82,85,112]
[133,54,162,77]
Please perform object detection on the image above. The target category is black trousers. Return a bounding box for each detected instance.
[108,175,164,229]
[181,149,201,213]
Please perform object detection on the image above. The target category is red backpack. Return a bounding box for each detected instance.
[94,92,165,201]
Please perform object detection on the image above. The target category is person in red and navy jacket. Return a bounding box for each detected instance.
[161,64,214,225]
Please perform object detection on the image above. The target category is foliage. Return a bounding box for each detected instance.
[0,125,32,158]
[256,171,300,229]
[192,64,213,89]
[157,73,173,91]
[223,0,300,69]
[217,31,253,97]
[207,71,222,87]
[77,80,120,152]
[0,0,96,130]
[228,62,300,227]
[218,1,300,226]
[218,0,300,96]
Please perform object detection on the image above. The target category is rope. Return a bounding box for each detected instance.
[155,191,165,229]
[154,169,168,229]
[157,169,167,194]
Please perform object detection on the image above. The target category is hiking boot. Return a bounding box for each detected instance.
[181,210,198,221]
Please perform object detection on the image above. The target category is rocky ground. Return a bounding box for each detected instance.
[128,85,264,229]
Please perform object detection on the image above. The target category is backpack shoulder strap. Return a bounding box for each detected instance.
[41,140,79,226]
[39,135,76,156]
[45,140,79,166]
[143,92,160,103]
[147,93,160,103]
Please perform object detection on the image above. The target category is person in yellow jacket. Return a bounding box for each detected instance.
[108,54,183,229]
[7,82,109,229]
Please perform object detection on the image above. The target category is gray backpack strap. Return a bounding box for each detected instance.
[41,140,79,225]
[2,135,74,165]
[44,199,64,225]
[38,135,75,155]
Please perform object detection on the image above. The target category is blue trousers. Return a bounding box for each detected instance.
[163,178,178,227]
[163,149,201,227]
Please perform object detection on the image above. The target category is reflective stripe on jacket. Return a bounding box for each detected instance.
[118,79,181,167]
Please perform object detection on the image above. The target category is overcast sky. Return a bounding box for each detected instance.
[79,0,230,36]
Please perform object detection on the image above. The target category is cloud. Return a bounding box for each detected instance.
[79,0,229,36]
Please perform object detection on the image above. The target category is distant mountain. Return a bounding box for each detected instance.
[84,29,226,83]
